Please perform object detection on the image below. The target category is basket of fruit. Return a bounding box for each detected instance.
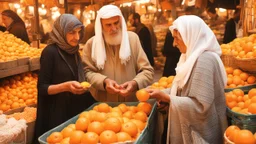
[224,125,256,144]
[234,58,256,73]
[221,54,236,68]
[38,99,157,144]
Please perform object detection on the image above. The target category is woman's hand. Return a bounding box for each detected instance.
[145,88,170,103]
[66,81,88,94]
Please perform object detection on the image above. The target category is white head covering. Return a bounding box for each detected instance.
[169,15,227,96]
[92,4,131,70]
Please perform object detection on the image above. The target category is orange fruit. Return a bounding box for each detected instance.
[47,132,63,143]
[137,102,152,115]
[111,107,123,115]
[233,69,242,76]
[75,117,90,132]
[251,96,256,103]
[226,67,234,74]
[232,89,244,97]
[93,105,99,111]
[123,111,134,119]
[234,130,256,144]
[104,117,122,133]
[69,130,84,144]
[11,102,20,109]
[227,77,233,85]
[87,121,104,135]
[67,124,76,130]
[81,132,99,144]
[247,76,256,84]
[99,130,118,144]
[61,127,74,138]
[248,88,256,99]
[128,106,138,113]
[121,121,138,137]
[60,137,70,144]
[243,94,249,102]
[130,119,146,131]
[240,72,249,81]
[79,111,91,120]
[237,102,245,109]
[94,112,107,122]
[116,132,132,142]
[248,103,256,114]
[225,125,240,138]
[231,107,241,112]
[97,103,110,113]
[134,111,148,122]
[167,76,175,84]
[233,76,242,85]
[136,89,150,102]
[228,128,240,142]
[227,101,237,109]
[118,103,128,113]
[158,77,168,83]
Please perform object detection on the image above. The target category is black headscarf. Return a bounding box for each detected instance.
[1,10,26,29]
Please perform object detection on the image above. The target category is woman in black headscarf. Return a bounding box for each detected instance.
[1,10,30,44]
[33,14,96,143]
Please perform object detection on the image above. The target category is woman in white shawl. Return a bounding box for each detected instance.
[147,15,228,143]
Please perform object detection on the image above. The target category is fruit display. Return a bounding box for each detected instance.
[225,88,256,115]
[225,67,256,88]
[225,125,256,144]
[149,75,175,89]
[221,34,256,57]
[46,102,153,144]
[6,107,36,123]
[0,72,38,112]
[0,31,43,62]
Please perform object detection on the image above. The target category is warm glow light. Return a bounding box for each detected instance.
[158,8,162,12]
[14,3,20,9]
[219,8,227,12]
[77,10,81,15]
[42,4,45,8]
[17,8,22,15]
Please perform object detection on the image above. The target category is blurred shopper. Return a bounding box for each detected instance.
[223,9,241,44]
[34,14,96,143]
[147,15,228,143]
[162,31,181,76]
[1,10,30,44]
[82,5,154,102]
[206,6,225,27]
[128,13,154,66]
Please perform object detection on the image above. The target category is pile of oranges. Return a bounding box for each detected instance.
[226,88,256,115]
[149,76,175,90]
[0,72,38,112]
[225,125,256,144]
[225,67,256,88]
[47,102,152,144]
[221,34,256,58]
[0,31,43,62]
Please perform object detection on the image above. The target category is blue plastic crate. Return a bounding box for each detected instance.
[39,99,157,144]
[224,84,256,93]
[226,107,256,133]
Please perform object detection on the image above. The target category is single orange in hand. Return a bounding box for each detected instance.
[136,89,150,102]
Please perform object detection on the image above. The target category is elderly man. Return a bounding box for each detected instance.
[82,5,154,102]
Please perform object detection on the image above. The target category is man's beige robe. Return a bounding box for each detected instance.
[82,31,154,102]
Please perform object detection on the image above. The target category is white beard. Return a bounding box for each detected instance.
[103,29,122,46]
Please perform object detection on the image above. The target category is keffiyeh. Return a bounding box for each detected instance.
[92,5,131,70]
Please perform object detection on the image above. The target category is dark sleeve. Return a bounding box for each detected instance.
[37,45,55,96]
[162,31,181,57]
[138,27,154,66]
[223,19,236,44]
